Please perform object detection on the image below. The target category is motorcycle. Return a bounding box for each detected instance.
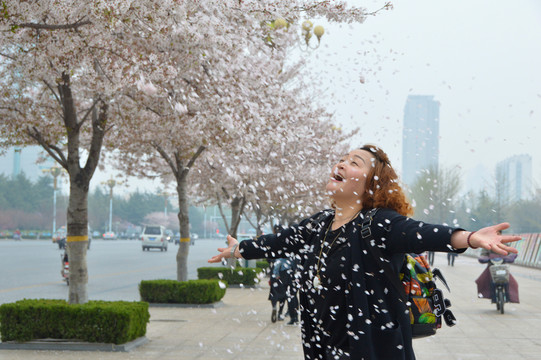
[476,252,518,314]
[488,258,510,314]
[61,252,69,286]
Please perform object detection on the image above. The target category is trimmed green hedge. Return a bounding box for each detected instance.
[197,266,263,286]
[256,260,270,270]
[139,279,226,304]
[0,299,149,344]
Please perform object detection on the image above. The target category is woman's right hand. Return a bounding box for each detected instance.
[208,235,239,263]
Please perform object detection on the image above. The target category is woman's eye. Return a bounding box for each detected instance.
[351,161,358,166]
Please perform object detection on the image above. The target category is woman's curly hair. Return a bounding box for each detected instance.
[360,144,413,216]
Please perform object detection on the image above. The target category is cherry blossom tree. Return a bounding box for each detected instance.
[1,1,375,290]
[196,99,354,238]
[109,1,371,280]
[0,2,154,303]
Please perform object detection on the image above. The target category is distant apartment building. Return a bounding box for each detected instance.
[402,95,440,186]
[0,146,50,181]
[495,154,532,202]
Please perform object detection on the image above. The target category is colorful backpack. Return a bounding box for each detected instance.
[361,209,456,338]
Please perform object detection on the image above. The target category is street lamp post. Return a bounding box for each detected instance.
[158,190,170,218]
[104,178,118,233]
[269,18,325,51]
[42,165,64,237]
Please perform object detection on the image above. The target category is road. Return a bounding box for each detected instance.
[0,238,227,305]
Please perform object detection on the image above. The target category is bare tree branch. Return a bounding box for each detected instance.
[124,93,164,117]
[25,126,67,168]
[221,186,230,200]
[14,18,91,31]
[0,52,16,60]
[242,207,259,230]
[83,101,108,178]
[78,97,101,128]
[181,145,206,177]
[231,196,247,232]
[42,80,62,106]
[152,141,179,178]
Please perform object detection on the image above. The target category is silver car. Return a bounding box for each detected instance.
[141,225,168,252]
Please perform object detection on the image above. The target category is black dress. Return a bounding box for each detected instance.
[239,208,464,360]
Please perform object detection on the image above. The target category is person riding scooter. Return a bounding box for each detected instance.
[61,251,70,285]
[475,246,519,304]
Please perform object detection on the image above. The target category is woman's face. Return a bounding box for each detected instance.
[326,149,375,206]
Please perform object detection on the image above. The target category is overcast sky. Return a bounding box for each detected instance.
[307,0,541,191]
[3,0,540,197]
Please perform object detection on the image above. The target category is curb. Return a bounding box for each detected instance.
[0,336,148,352]
[148,301,224,308]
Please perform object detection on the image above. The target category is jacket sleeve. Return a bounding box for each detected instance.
[239,211,329,260]
[370,208,467,254]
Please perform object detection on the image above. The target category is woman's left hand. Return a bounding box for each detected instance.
[468,223,521,255]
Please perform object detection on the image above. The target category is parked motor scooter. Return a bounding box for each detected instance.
[61,252,69,285]
[476,252,518,314]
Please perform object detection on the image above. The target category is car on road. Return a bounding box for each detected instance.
[174,232,197,245]
[141,225,168,251]
[102,232,116,240]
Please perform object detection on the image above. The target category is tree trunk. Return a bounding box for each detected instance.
[67,177,89,304]
[229,196,244,239]
[176,175,190,281]
[254,205,264,236]
[60,73,105,304]
[153,145,204,282]
[218,195,247,239]
[223,195,246,268]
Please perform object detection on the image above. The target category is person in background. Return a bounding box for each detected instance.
[447,252,457,266]
[476,230,519,303]
[272,254,300,325]
[427,251,435,266]
[268,257,287,323]
[267,224,286,322]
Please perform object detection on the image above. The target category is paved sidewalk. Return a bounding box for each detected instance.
[1,253,541,360]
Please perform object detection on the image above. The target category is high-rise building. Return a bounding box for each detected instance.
[13,147,21,177]
[402,95,440,186]
[0,146,48,181]
[495,154,532,202]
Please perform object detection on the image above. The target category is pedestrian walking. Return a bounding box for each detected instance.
[270,256,300,325]
[268,257,287,323]
[427,251,435,266]
[447,252,457,266]
[209,144,520,360]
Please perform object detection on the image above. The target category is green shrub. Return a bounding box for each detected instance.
[197,266,263,286]
[256,260,270,270]
[0,299,149,344]
[139,279,226,304]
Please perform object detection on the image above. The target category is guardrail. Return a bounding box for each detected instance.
[513,233,541,267]
[463,233,541,269]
